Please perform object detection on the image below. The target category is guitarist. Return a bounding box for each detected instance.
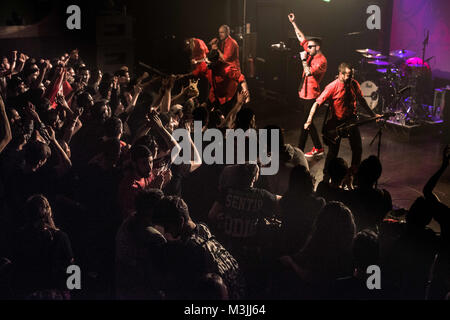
[304,62,380,182]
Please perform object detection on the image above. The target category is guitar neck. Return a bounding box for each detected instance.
[339,113,395,130]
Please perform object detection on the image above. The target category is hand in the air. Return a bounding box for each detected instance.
[288,13,295,22]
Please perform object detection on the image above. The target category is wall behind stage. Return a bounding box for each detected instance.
[390,0,450,79]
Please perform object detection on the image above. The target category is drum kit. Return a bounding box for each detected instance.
[355,48,432,124]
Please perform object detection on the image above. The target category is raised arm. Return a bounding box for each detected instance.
[148,112,181,163]
[14,53,28,74]
[158,76,175,114]
[288,13,306,43]
[46,126,72,177]
[123,84,143,115]
[423,145,450,201]
[220,90,248,129]
[34,60,51,89]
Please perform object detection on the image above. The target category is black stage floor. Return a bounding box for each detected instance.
[251,95,449,233]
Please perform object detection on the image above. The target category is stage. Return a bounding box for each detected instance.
[252,94,449,233]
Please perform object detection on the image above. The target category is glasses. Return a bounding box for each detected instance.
[308,45,317,49]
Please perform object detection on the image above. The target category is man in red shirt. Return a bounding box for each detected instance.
[288,13,327,158]
[304,62,379,181]
[118,113,180,219]
[211,25,250,103]
[118,145,156,219]
[187,49,245,114]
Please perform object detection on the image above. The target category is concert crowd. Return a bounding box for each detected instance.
[0,40,449,300]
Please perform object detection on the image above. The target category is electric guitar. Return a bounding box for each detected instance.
[322,112,396,146]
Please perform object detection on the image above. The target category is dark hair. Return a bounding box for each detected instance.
[135,189,164,218]
[308,38,322,47]
[238,163,259,187]
[130,144,153,162]
[114,69,128,78]
[297,201,356,267]
[91,99,109,122]
[100,138,121,165]
[23,194,57,231]
[104,116,122,138]
[193,106,208,124]
[357,155,382,186]
[328,157,348,184]
[133,135,158,155]
[407,196,432,227]
[76,92,93,109]
[286,165,314,196]
[338,62,353,74]
[352,229,379,269]
[25,141,51,167]
[235,107,255,131]
[193,273,229,300]
[22,64,39,78]
[152,196,190,231]
[207,110,223,129]
[7,75,24,90]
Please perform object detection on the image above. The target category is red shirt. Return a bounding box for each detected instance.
[193,61,244,105]
[220,36,241,72]
[118,171,155,219]
[299,40,327,100]
[316,78,363,120]
[192,38,209,62]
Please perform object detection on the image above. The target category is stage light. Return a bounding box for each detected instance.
[323,0,331,2]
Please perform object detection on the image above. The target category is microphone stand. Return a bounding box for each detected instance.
[369,119,384,189]
[369,89,405,187]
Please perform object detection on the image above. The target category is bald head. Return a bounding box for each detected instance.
[219,25,230,40]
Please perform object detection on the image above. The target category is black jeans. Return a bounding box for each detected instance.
[323,125,362,176]
[298,98,323,151]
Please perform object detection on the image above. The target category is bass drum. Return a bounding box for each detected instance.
[360,80,380,115]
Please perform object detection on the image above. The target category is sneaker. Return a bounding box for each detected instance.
[315,148,324,156]
[305,147,324,158]
[305,147,318,158]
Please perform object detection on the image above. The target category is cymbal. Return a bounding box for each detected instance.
[367,59,390,66]
[356,48,381,55]
[362,54,387,59]
[390,49,416,59]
